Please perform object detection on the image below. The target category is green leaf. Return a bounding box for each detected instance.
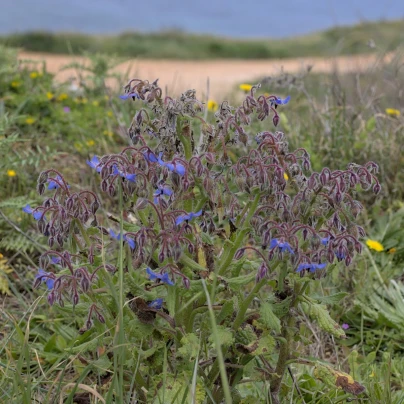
[223,272,255,291]
[178,333,200,360]
[216,300,234,324]
[209,326,234,348]
[314,292,348,305]
[259,302,281,333]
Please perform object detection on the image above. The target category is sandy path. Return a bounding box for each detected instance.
[19,51,394,99]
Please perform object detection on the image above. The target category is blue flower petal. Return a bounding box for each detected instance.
[148,298,163,309]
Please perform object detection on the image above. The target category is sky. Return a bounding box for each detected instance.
[0,0,403,38]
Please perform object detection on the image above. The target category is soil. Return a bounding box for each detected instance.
[18,51,395,99]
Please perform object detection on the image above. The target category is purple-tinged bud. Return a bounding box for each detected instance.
[200,220,208,233]
[158,250,165,263]
[272,114,279,127]
[73,292,79,306]
[38,218,46,234]
[50,226,56,237]
[108,184,116,197]
[345,255,352,267]
[56,234,64,248]
[81,276,90,292]
[183,223,193,235]
[354,241,362,254]
[307,175,316,190]
[38,171,48,184]
[86,319,93,330]
[333,213,341,229]
[303,159,310,171]
[373,182,381,195]
[48,237,55,248]
[44,198,52,208]
[256,262,268,282]
[97,313,106,324]
[91,200,100,214]
[188,243,195,254]
[33,277,42,289]
[357,226,366,238]
[302,228,308,241]
[135,198,148,210]
[101,180,108,193]
[234,248,245,260]
[66,197,74,211]
[182,277,191,289]
[47,291,56,306]
[172,243,183,261]
[171,172,181,189]
[58,295,64,307]
[335,189,343,204]
[38,183,45,195]
[82,210,90,223]
[327,249,335,263]
[182,178,190,191]
[320,169,329,186]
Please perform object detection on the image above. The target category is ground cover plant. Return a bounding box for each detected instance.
[1,45,404,403]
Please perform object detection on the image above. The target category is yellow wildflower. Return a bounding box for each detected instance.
[385,108,400,117]
[7,169,16,177]
[107,111,113,117]
[29,71,38,79]
[92,101,99,107]
[46,92,54,100]
[366,239,384,252]
[239,84,253,92]
[86,140,95,147]
[104,95,109,100]
[369,370,375,378]
[81,98,88,104]
[25,117,36,125]
[387,247,397,254]
[11,80,21,88]
[284,172,289,180]
[0,253,3,259]
[207,100,218,112]
[57,93,68,101]
[103,130,114,138]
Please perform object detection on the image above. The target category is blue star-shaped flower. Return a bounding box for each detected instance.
[35,268,55,290]
[146,267,174,286]
[269,238,294,254]
[153,185,173,204]
[109,229,136,249]
[143,150,158,163]
[86,156,103,173]
[119,92,140,100]
[22,204,43,220]
[273,96,291,105]
[148,298,164,309]
[175,210,203,226]
[296,262,326,273]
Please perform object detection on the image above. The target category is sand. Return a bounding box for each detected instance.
[18,51,395,99]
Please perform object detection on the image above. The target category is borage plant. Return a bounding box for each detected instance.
[26,79,380,403]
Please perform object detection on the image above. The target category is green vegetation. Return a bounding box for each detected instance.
[1,44,404,402]
[1,19,403,59]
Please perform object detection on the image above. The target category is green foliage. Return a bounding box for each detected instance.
[1,20,403,59]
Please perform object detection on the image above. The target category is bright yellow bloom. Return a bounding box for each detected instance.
[385,108,400,117]
[103,130,114,138]
[239,84,253,92]
[207,100,218,112]
[366,239,384,252]
[387,247,397,254]
[7,170,16,177]
[86,140,95,147]
[284,172,289,180]
[107,111,113,117]
[57,93,68,101]
[81,98,88,104]
[25,117,36,125]
[92,100,99,107]
[46,92,54,100]
[11,80,21,88]
[29,71,38,79]
[0,253,3,259]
